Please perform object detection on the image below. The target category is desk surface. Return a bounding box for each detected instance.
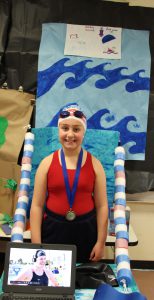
[0,224,138,253]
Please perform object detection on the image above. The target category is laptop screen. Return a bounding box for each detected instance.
[3,242,76,295]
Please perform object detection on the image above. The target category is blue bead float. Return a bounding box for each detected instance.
[11,132,34,242]
[114,146,133,290]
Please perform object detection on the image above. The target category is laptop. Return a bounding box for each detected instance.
[1,242,76,300]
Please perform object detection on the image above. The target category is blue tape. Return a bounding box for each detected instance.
[117,268,132,286]
[23,150,33,158]
[19,184,30,192]
[116,254,130,265]
[114,165,124,172]
[114,217,126,225]
[14,214,25,223]
[11,233,23,242]
[115,185,125,193]
[21,170,31,178]
[115,199,126,206]
[24,139,34,145]
[115,152,125,160]
[116,231,129,240]
[17,202,28,210]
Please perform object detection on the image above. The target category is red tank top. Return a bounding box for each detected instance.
[46,150,95,215]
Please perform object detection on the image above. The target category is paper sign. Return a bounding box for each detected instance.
[64,24,122,59]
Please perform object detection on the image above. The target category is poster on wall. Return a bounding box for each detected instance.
[36,23,151,160]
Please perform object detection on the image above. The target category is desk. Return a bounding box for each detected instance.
[0,264,139,299]
[75,265,140,299]
[0,225,138,253]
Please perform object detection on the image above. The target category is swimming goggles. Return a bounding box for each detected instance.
[59,110,86,119]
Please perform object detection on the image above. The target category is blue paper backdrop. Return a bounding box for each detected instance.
[28,127,119,217]
[36,23,151,160]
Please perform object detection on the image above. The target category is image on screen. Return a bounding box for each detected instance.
[7,247,72,287]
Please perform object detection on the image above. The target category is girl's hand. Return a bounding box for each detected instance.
[89,241,105,261]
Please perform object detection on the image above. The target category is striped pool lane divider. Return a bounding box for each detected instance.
[11,132,34,242]
[114,146,133,289]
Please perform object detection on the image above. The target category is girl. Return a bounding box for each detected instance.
[30,103,108,262]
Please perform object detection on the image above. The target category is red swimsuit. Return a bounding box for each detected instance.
[46,150,95,215]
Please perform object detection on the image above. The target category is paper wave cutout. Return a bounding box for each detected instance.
[37,58,150,98]
[47,108,145,155]
[87,110,146,154]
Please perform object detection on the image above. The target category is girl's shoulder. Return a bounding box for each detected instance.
[90,153,105,174]
[39,149,59,168]
[36,151,58,175]
[88,151,99,164]
[40,153,54,165]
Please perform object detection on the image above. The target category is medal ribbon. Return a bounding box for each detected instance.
[61,148,83,210]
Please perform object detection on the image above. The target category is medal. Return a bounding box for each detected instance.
[65,210,76,221]
[61,148,83,221]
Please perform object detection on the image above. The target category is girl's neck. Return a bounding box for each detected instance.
[34,265,44,273]
[62,146,82,158]
[61,147,82,169]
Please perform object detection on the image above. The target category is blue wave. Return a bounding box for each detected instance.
[37,58,150,97]
[87,110,146,154]
[47,108,146,155]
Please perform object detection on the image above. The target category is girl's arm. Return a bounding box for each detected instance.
[45,270,59,286]
[90,156,108,261]
[30,154,53,243]
[14,269,32,283]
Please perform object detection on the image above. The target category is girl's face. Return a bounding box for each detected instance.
[36,255,46,266]
[59,119,85,151]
